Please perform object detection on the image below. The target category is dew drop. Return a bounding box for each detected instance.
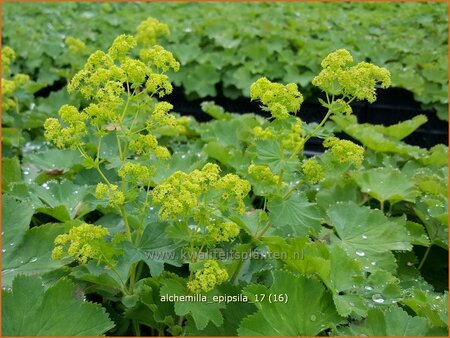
[2,249,6,253]
[310,315,317,322]
[371,261,376,266]
[355,250,365,257]
[361,235,368,240]
[30,257,38,263]
[407,262,414,266]
[365,286,373,291]
[9,242,15,247]
[372,294,385,304]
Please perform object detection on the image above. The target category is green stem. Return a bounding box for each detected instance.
[132,319,141,336]
[418,245,432,270]
[256,221,271,240]
[277,169,284,194]
[120,206,132,241]
[283,180,304,199]
[95,166,111,185]
[128,262,137,292]
[116,133,124,161]
[288,108,333,161]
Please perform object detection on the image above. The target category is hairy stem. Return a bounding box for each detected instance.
[418,245,432,270]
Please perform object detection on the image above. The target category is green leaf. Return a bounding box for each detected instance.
[335,305,432,336]
[238,270,343,336]
[1,195,34,254]
[185,283,255,335]
[352,167,419,203]
[124,278,176,333]
[1,128,23,147]
[136,221,183,276]
[328,202,412,272]
[23,148,83,171]
[2,157,22,192]
[267,192,322,236]
[332,115,428,159]
[2,275,115,336]
[31,180,94,221]
[160,277,225,330]
[414,197,448,249]
[251,139,299,175]
[2,222,71,287]
[402,289,448,328]
[316,180,363,211]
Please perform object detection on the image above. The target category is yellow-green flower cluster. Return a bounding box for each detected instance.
[248,164,279,185]
[252,126,275,140]
[95,183,125,207]
[250,77,304,120]
[2,46,16,74]
[108,34,137,62]
[152,163,250,220]
[52,223,110,264]
[281,117,304,151]
[187,260,228,293]
[312,49,391,103]
[65,36,87,55]
[118,162,154,184]
[152,163,222,220]
[207,220,240,242]
[302,158,325,184]
[140,45,180,72]
[135,17,170,47]
[121,57,149,87]
[148,101,177,128]
[44,105,88,149]
[2,47,31,112]
[323,137,364,166]
[128,134,171,160]
[213,173,251,214]
[145,73,173,97]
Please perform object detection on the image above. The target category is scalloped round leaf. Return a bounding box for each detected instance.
[2,275,115,336]
[239,270,344,336]
[268,192,322,236]
[352,167,419,203]
[30,180,95,221]
[335,305,432,336]
[2,222,72,287]
[328,202,412,272]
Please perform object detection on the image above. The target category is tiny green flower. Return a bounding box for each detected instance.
[95,183,125,207]
[323,137,365,166]
[302,158,325,184]
[248,164,279,185]
[187,260,228,293]
[52,223,112,264]
[250,77,303,120]
[135,17,170,47]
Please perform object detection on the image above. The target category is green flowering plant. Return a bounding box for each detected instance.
[2,17,448,338]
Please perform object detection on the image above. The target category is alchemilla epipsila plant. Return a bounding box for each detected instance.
[2,18,448,337]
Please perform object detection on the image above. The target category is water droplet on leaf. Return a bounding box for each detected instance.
[372,294,385,304]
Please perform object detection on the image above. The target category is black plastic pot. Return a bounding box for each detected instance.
[167,86,448,150]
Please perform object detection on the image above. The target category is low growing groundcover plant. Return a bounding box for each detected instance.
[2,18,448,337]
